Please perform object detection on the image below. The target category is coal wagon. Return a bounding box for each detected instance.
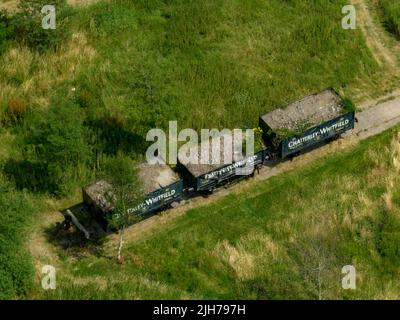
[259,88,355,159]
[177,133,265,193]
[82,158,183,230]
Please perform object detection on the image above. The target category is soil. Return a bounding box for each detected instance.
[138,160,180,193]
[178,132,245,178]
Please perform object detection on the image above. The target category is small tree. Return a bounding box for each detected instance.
[23,102,92,195]
[290,232,340,300]
[103,153,145,262]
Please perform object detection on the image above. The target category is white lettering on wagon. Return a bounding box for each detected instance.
[127,189,177,214]
[204,155,258,179]
[288,119,350,149]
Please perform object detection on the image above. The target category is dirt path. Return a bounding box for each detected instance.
[352,0,399,67]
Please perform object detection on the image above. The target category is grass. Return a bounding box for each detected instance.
[0,0,399,299]
[33,126,400,300]
[0,0,385,134]
[0,178,37,299]
[380,0,400,38]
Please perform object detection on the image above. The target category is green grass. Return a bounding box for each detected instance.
[380,0,400,38]
[73,0,378,132]
[0,0,398,299]
[35,126,400,300]
[0,178,36,299]
[1,0,380,133]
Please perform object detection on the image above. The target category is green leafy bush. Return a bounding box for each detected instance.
[376,213,400,266]
[13,101,93,195]
[4,0,69,52]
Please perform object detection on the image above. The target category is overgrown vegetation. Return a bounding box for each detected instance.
[0,179,35,299]
[0,0,381,195]
[380,0,400,38]
[0,0,69,52]
[101,153,145,262]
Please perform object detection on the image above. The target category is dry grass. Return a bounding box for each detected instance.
[0,32,96,112]
[67,0,100,6]
[214,233,283,280]
[0,0,18,12]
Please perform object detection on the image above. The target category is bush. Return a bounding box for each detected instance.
[4,0,69,52]
[0,12,8,54]
[376,213,400,266]
[380,0,400,37]
[19,101,93,195]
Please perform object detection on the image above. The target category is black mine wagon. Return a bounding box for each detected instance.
[259,88,355,159]
[83,158,183,230]
[177,133,264,193]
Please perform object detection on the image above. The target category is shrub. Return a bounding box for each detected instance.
[380,0,400,37]
[5,0,69,53]
[20,101,93,195]
[376,213,400,266]
[0,12,8,54]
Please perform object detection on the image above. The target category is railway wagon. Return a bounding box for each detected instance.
[72,88,356,234]
[259,88,355,159]
[83,158,183,230]
[177,133,265,193]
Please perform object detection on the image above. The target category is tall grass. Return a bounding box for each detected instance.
[0,0,381,194]
[380,0,400,38]
[0,179,36,299]
[70,0,378,132]
[1,0,379,132]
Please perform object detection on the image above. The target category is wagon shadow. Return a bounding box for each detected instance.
[44,203,108,259]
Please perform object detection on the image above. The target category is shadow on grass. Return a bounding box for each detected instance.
[3,159,56,193]
[44,203,109,259]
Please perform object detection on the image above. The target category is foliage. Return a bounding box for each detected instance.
[380,0,400,38]
[5,97,28,123]
[39,127,400,300]
[0,180,35,299]
[3,0,69,52]
[12,101,93,195]
[0,11,8,54]
[101,153,145,229]
[342,97,356,113]
[0,0,395,299]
